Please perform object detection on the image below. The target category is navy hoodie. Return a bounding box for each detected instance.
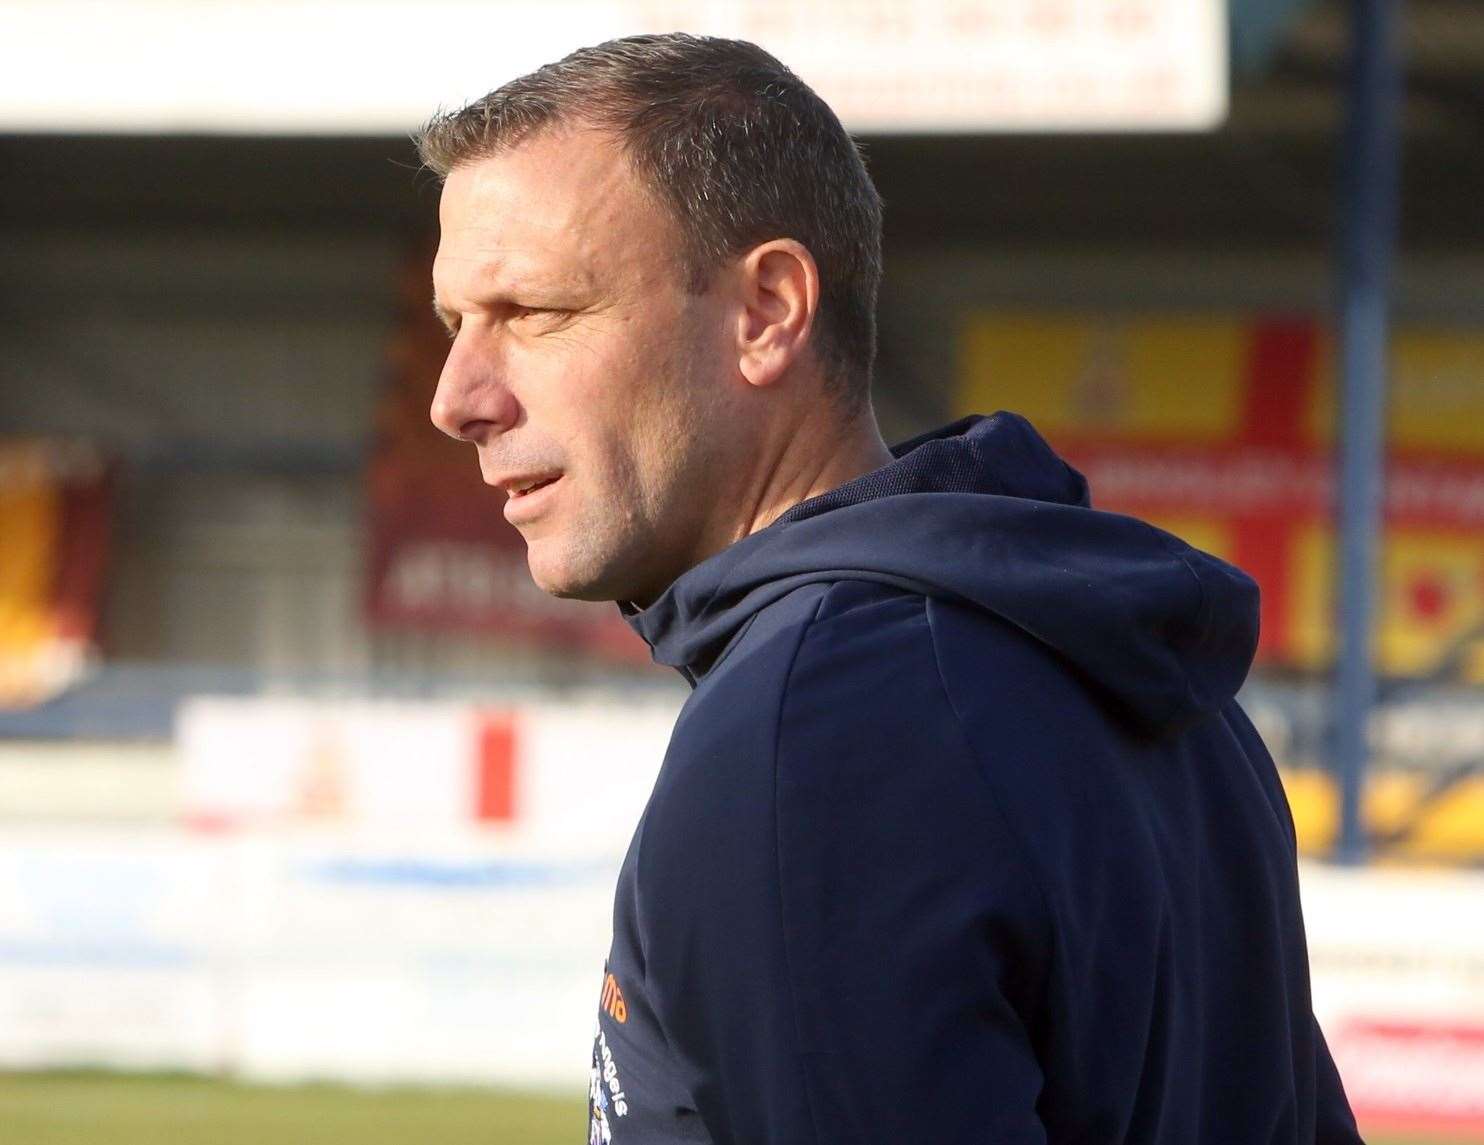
[589,413,1362,1145]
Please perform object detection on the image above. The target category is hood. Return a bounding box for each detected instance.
[626,413,1259,731]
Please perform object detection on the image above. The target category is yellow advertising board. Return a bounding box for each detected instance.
[960,313,1484,678]
[0,441,111,708]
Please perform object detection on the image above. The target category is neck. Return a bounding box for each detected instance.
[626,398,893,611]
[731,400,893,543]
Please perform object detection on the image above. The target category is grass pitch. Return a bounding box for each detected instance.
[0,1071,1469,1144]
[0,1072,582,1145]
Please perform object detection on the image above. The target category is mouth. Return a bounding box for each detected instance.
[501,472,564,525]
[504,473,562,500]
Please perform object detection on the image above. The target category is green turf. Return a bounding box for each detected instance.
[0,1072,584,1145]
[0,1071,1472,1144]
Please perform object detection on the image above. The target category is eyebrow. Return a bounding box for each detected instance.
[431,297,459,334]
[429,263,590,335]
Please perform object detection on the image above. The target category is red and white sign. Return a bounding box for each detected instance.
[1327,1020,1484,1136]
[1302,864,1484,1139]
[177,696,679,846]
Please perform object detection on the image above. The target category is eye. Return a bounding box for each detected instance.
[512,305,570,328]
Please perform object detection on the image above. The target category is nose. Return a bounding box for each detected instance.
[429,337,520,444]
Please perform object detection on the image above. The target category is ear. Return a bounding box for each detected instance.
[735,239,820,390]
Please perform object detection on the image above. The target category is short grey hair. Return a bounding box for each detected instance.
[416,33,884,410]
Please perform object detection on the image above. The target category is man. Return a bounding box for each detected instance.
[419,33,1361,1145]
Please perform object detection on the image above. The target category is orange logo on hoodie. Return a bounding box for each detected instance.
[601,973,628,1024]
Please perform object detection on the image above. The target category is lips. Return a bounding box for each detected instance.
[504,473,561,499]
[501,472,563,525]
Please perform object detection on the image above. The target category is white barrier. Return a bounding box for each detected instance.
[1302,864,1484,1135]
[177,697,679,846]
[0,826,618,1087]
[1,697,683,1087]
[0,829,227,1072]
[4,696,1482,1131]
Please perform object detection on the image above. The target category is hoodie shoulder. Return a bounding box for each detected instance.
[644,579,1024,866]
[632,577,1053,1143]
[629,413,1258,727]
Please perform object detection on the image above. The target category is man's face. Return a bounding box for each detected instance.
[430,126,740,604]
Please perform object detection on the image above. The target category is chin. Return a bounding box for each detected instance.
[525,548,620,603]
[535,577,612,603]
[525,526,664,605]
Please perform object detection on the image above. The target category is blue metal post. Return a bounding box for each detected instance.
[1332,0,1401,864]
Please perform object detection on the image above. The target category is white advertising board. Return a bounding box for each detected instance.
[518,700,680,846]
[178,699,480,829]
[177,696,678,844]
[0,830,231,1072]
[0,1,1227,134]
[8,696,681,1085]
[1302,864,1484,1135]
[0,826,619,1088]
[10,694,1484,1127]
[6,830,1482,1118]
[224,831,617,1086]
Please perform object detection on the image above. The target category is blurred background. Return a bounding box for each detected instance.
[1,1,1481,1142]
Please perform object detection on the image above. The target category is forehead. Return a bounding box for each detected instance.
[434,126,668,292]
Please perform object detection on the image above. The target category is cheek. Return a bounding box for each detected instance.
[517,364,641,518]
[539,304,718,502]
